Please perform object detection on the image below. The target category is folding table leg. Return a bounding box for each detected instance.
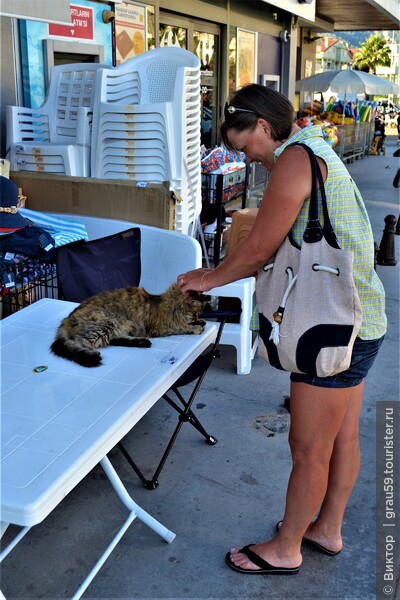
[101,456,175,542]
[0,524,31,562]
[0,524,32,600]
[71,456,175,600]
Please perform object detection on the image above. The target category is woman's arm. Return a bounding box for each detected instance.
[179,145,325,293]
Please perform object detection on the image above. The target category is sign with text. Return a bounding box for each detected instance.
[115,2,146,65]
[49,4,94,40]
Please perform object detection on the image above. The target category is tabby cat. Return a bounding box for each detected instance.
[51,283,208,368]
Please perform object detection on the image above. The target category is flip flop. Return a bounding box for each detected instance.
[225,544,301,575]
[302,537,341,556]
[275,521,341,556]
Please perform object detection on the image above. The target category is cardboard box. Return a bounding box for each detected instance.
[10,172,177,230]
[226,207,258,257]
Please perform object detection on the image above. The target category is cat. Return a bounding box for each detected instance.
[50,283,209,368]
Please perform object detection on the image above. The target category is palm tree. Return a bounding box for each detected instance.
[353,34,391,74]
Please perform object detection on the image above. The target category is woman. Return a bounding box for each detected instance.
[178,84,386,575]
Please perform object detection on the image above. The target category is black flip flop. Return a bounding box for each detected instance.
[225,544,301,575]
[275,521,341,556]
[302,537,341,556]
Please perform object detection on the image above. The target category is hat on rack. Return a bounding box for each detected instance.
[0,176,30,235]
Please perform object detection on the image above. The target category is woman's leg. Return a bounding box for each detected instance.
[304,381,364,552]
[228,381,356,570]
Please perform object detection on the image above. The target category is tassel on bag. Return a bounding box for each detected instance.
[269,267,297,345]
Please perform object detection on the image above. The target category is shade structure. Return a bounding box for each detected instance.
[295,70,400,96]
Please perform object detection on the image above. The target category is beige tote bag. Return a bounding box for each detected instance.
[256,143,363,377]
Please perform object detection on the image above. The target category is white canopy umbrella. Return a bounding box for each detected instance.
[296,70,400,158]
[295,69,400,96]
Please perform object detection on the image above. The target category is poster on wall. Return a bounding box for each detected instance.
[237,29,257,88]
[114,2,146,65]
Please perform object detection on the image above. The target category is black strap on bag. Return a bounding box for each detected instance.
[289,142,340,250]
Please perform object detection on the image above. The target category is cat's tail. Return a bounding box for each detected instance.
[50,337,102,367]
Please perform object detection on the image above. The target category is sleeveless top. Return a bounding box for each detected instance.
[274,125,386,340]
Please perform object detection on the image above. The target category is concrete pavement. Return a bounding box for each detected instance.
[1,134,399,600]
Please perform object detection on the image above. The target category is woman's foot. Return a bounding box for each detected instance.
[303,521,343,555]
[227,540,302,574]
[276,520,342,556]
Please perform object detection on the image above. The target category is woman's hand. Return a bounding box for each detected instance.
[177,268,213,295]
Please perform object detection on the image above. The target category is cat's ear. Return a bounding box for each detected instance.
[186,290,204,302]
[189,292,210,304]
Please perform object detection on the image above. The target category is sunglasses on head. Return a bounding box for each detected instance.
[224,102,257,119]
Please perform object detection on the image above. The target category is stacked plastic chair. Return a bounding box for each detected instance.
[6,63,104,177]
[90,47,202,236]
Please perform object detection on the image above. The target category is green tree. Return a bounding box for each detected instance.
[353,34,391,73]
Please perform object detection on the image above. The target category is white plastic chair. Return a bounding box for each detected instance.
[90,48,202,235]
[6,63,105,177]
[96,47,199,105]
[52,214,257,374]
[94,106,171,182]
[206,279,258,375]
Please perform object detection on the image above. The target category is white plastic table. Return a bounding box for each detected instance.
[0,299,217,598]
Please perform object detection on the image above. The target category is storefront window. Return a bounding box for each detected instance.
[237,29,257,88]
[159,25,187,48]
[228,26,237,96]
[194,31,218,148]
[147,5,155,50]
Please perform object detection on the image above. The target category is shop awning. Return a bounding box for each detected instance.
[260,0,316,21]
[315,0,400,31]
[0,0,72,25]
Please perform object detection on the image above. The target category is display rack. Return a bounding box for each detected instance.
[201,166,248,266]
[0,257,58,318]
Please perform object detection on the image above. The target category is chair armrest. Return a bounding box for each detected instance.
[208,277,256,326]
[75,107,92,146]
[208,277,256,300]
[208,277,257,375]
[6,105,49,148]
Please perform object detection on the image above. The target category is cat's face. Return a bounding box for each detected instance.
[185,291,210,319]
[168,284,210,325]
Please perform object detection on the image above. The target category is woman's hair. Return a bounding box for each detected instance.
[220,84,295,151]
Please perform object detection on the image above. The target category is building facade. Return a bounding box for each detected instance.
[1,0,399,156]
[315,37,353,73]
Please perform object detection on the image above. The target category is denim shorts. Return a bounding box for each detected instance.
[290,336,385,388]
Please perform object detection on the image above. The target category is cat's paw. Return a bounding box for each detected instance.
[189,319,206,327]
[110,337,152,348]
[189,326,205,335]
[136,338,152,347]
